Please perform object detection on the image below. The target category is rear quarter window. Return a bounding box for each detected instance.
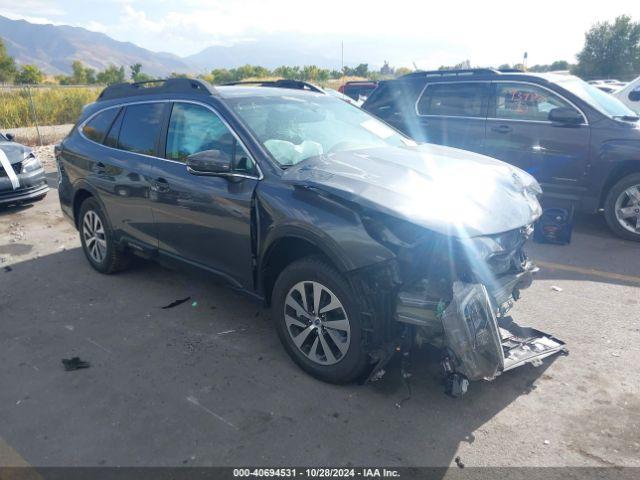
[82,108,120,143]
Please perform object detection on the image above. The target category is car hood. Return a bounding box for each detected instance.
[0,141,32,165]
[282,143,542,238]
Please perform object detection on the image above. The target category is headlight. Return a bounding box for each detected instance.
[22,154,42,173]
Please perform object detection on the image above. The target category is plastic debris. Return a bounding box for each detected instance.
[61,357,90,371]
[543,440,550,445]
[191,301,198,307]
[161,297,191,309]
[551,286,563,292]
[454,456,465,469]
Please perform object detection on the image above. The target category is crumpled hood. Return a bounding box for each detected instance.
[0,141,32,165]
[282,143,542,238]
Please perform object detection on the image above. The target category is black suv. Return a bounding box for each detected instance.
[57,78,566,395]
[363,69,640,241]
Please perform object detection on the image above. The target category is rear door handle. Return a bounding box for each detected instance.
[491,125,512,134]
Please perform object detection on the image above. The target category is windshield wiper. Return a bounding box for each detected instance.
[613,115,640,122]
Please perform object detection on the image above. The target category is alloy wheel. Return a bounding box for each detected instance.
[82,210,107,263]
[614,184,640,235]
[283,281,351,366]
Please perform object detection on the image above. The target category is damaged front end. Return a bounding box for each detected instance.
[366,215,567,397]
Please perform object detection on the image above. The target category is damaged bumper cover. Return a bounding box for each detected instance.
[441,282,567,382]
[394,253,566,387]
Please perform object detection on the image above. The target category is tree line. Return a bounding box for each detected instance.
[1,15,639,86]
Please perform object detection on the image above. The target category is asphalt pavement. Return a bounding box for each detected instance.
[1,167,639,468]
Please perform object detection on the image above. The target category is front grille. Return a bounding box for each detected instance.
[0,161,22,177]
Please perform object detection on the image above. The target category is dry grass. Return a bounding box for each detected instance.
[0,86,102,129]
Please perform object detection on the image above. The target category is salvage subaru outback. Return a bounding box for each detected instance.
[56,78,566,395]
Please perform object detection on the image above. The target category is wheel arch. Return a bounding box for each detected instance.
[599,161,640,208]
[259,227,354,306]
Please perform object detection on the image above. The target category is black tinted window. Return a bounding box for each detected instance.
[417,82,488,117]
[118,103,165,155]
[82,108,120,143]
[104,109,123,148]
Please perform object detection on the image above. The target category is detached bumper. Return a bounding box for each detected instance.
[440,282,567,383]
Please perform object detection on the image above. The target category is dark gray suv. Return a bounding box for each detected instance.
[364,69,640,241]
[56,78,566,395]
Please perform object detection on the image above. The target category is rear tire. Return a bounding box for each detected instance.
[78,197,131,273]
[271,256,369,384]
[604,173,640,242]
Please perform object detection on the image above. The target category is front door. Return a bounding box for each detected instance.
[414,81,490,153]
[484,82,591,190]
[149,101,259,288]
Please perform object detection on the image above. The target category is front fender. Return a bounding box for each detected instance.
[256,181,396,274]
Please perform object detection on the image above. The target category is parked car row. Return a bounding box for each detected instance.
[53,78,566,395]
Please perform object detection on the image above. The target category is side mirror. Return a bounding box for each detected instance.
[186,150,232,175]
[548,107,583,125]
[629,89,640,102]
[4,133,15,142]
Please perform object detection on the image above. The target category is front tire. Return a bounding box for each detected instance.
[78,197,131,273]
[271,256,369,384]
[604,173,640,242]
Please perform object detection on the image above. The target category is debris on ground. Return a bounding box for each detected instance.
[543,440,550,445]
[161,297,191,309]
[454,456,465,468]
[551,286,563,292]
[61,357,90,371]
[191,301,198,308]
[3,266,12,273]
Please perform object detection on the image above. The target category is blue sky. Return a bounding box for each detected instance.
[1,0,639,69]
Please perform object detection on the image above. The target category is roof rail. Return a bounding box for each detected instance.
[222,79,325,94]
[399,68,503,79]
[97,78,217,101]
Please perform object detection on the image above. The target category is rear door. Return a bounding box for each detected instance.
[414,81,490,153]
[484,82,590,188]
[81,103,163,247]
[148,101,259,288]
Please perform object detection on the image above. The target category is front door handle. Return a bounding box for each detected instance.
[94,162,106,173]
[491,125,512,134]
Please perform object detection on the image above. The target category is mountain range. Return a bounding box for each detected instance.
[0,15,349,76]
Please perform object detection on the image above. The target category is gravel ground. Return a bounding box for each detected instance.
[3,125,73,147]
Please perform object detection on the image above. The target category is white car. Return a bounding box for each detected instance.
[614,75,640,114]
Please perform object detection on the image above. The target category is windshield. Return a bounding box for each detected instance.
[227,93,415,167]
[556,76,638,119]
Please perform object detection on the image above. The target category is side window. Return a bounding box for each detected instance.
[82,108,120,143]
[118,103,165,155]
[166,103,255,174]
[417,82,488,117]
[492,83,571,121]
[104,108,124,148]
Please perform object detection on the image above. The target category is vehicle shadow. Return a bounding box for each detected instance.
[1,248,557,469]
[0,203,34,216]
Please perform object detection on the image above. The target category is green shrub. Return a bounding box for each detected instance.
[0,86,101,129]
